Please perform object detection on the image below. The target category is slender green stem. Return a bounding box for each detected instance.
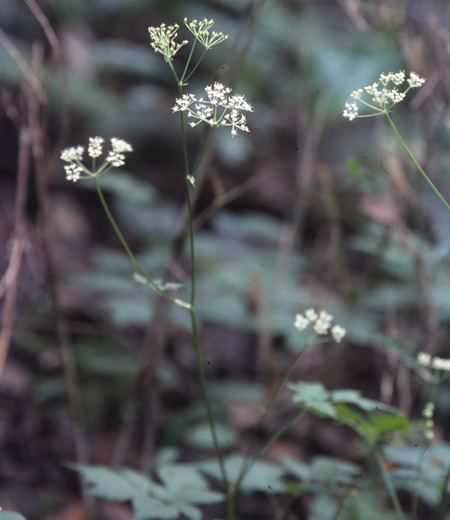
[227,337,315,519]
[179,98,228,490]
[385,113,450,213]
[227,410,307,520]
[261,342,311,417]
[191,126,215,179]
[94,177,189,308]
[180,39,197,83]
[375,449,406,520]
[183,47,208,83]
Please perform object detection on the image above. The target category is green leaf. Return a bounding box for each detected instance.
[132,497,178,520]
[371,412,416,434]
[200,455,286,493]
[287,382,337,419]
[331,389,395,413]
[69,463,223,519]
[184,422,237,450]
[68,464,145,501]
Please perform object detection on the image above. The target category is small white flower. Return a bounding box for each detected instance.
[314,311,333,335]
[111,138,133,153]
[294,314,309,332]
[305,308,318,322]
[64,163,83,182]
[417,352,432,367]
[343,102,358,121]
[431,356,450,372]
[88,136,104,158]
[61,146,84,162]
[172,93,196,112]
[408,72,425,88]
[350,89,363,100]
[331,325,346,343]
[106,151,126,167]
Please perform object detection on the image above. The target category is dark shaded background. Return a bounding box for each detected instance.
[2,0,450,518]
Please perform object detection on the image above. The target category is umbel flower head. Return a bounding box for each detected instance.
[172,82,253,137]
[343,70,425,121]
[148,18,228,61]
[294,308,346,343]
[184,18,228,49]
[148,23,188,61]
[60,137,133,182]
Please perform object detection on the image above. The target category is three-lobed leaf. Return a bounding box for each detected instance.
[70,463,224,520]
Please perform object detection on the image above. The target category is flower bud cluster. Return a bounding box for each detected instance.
[294,308,346,343]
[184,18,228,49]
[148,18,228,60]
[60,137,133,182]
[172,82,253,137]
[417,352,450,372]
[343,70,425,121]
[422,401,435,441]
[148,23,188,60]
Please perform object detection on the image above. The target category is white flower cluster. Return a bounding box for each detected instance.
[294,308,346,343]
[184,18,228,49]
[417,352,450,372]
[172,82,253,137]
[148,23,188,60]
[60,137,133,182]
[343,70,426,121]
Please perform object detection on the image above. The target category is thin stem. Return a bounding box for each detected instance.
[93,177,189,308]
[385,113,450,213]
[227,410,307,520]
[185,173,228,490]
[191,126,216,179]
[183,46,208,84]
[375,449,406,520]
[180,95,228,489]
[233,337,317,503]
[261,342,311,417]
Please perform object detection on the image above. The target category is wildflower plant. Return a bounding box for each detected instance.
[62,17,254,519]
[344,70,450,214]
[59,18,439,520]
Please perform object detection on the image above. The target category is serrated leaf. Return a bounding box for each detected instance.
[176,503,201,520]
[158,464,224,505]
[287,382,337,419]
[69,464,142,501]
[200,455,286,493]
[132,496,178,520]
[332,389,395,413]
